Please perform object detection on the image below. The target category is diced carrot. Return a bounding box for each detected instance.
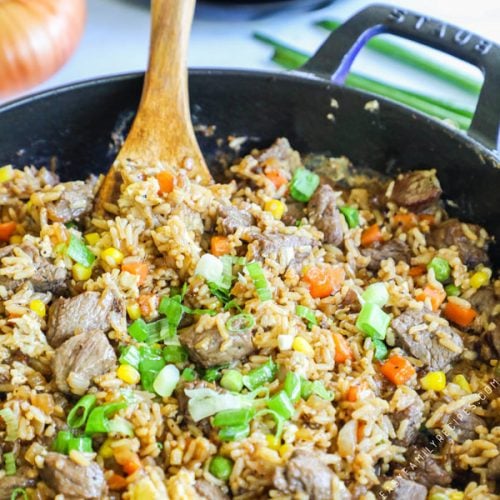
[416,285,446,311]
[121,262,148,285]
[345,382,366,402]
[418,213,436,225]
[443,301,477,327]
[265,169,288,189]
[409,265,427,277]
[380,355,416,385]
[114,447,142,475]
[156,171,176,194]
[138,293,157,318]
[303,266,345,299]
[360,224,383,247]
[357,421,366,442]
[393,213,418,230]
[333,332,352,363]
[107,472,128,490]
[211,235,231,256]
[0,221,16,242]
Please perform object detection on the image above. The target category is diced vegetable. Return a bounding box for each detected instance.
[85,401,127,434]
[66,234,96,267]
[29,299,46,318]
[283,371,301,403]
[10,488,27,500]
[266,434,280,450]
[346,385,360,402]
[117,364,141,385]
[101,247,124,268]
[243,359,277,391]
[119,345,141,369]
[277,334,294,351]
[220,369,244,393]
[339,205,360,228]
[443,301,477,327]
[226,313,255,333]
[153,364,180,397]
[0,221,16,242]
[392,213,418,230]
[139,345,165,392]
[296,305,318,329]
[195,254,224,283]
[0,165,13,183]
[452,374,471,393]
[156,171,176,194]
[212,408,255,427]
[107,473,128,491]
[0,408,17,441]
[427,257,451,282]
[67,394,97,429]
[246,261,272,301]
[218,423,250,442]
[121,262,148,285]
[289,167,320,202]
[360,224,383,247]
[300,378,333,401]
[114,447,142,475]
[380,355,415,385]
[372,339,388,360]
[72,262,92,281]
[53,430,72,454]
[445,284,461,297]
[4,451,16,475]
[292,336,314,357]
[470,268,491,289]
[84,232,100,246]
[203,366,223,383]
[68,436,93,453]
[421,371,446,391]
[264,199,285,219]
[409,265,427,277]
[416,285,446,311]
[127,319,149,342]
[209,455,233,481]
[332,332,352,363]
[361,282,389,307]
[162,344,188,364]
[267,390,294,419]
[265,169,288,189]
[157,296,184,338]
[303,265,345,299]
[108,417,134,437]
[356,303,390,339]
[181,367,196,382]
[211,235,231,256]
[126,302,141,320]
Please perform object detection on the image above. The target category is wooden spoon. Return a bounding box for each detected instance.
[95,0,211,214]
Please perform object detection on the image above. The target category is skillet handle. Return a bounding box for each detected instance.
[300,4,500,151]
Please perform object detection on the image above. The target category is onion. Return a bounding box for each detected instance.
[0,0,86,97]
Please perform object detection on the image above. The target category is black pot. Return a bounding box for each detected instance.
[1,4,499,262]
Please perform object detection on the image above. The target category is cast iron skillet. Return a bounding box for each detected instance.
[0,4,499,261]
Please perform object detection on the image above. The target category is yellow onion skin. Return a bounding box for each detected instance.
[0,0,87,97]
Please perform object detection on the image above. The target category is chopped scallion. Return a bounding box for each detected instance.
[52,430,72,454]
[153,364,180,397]
[127,319,149,342]
[139,345,166,392]
[67,394,97,429]
[10,488,27,500]
[66,234,96,267]
[212,408,255,427]
[107,416,134,437]
[356,303,391,339]
[226,313,255,334]
[4,451,16,475]
[300,377,334,401]
[296,305,317,329]
[0,408,17,441]
[203,366,223,383]
[158,296,184,337]
[119,345,141,369]
[246,262,272,301]
[218,423,250,442]
[85,401,127,435]
[162,344,188,364]
[362,283,389,307]
[283,371,301,403]
[289,168,320,202]
[220,369,244,393]
[67,436,93,453]
[181,367,196,382]
[267,390,295,420]
[339,205,360,228]
[373,339,388,360]
[243,359,277,391]
[195,254,224,283]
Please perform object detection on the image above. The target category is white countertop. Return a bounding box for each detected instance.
[5,0,500,114]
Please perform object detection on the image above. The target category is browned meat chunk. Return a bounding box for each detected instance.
[41,452,105,499]
[179,320,254,368]
[282,200,305,226]
[440,409,486,443]
[47,289,125,348]
[480,318,500,361]
[487,453,500,480]
[469,286,498,314]
[54,329,116,394]
[390,391,424,446]
[256,138,301,174]
[46,180,95,223]
[273,449,349,500]
[401,446,452,488]
[376,477,427,500]
[307,184,343,245]
[249,233,316,271]
[0,243,67,294]
[390,170,442,211]
[361,239,411,272]
[392,308,463,371]
[194,479,229,500]
[428,219,489,268]
[218,205,254,235]
[0,467,36,500]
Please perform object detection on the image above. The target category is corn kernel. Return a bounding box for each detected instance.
[452,374,471,393]
[72,263,92,281]
[117,364,141,385]
[84,232,100,246]
[101,247,124,267]
[421,371,447,391]
[0,165,13,183]
[264,199,285,220]
[278,443,293,458]
[126,303,142,320]
[99,438,114,459]
[292,336,314,357]
[450,492,464,500]
[470,268,491,289]
[29,299,46,318]
[266,434,280,450]
[9,235,22,245]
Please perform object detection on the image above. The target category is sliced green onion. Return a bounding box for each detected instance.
[67,394,97,429]
[67,436,93,453]
[0,408,18,441]
[4,451,16,475]
[243,359,277,391]
[203,366,223,383]
[53,430,72,454]
[209,455,233,481]
[181,367,196,382]
[362,283,389,307]
[254,408,285,439]
[107,416,134,437]
[127,319,149,342]
[195,254,224,283]
[283,371,301,403]
[119,345,141,369]
[212,408,255,427]
[296,305,317,329]
[373,339,388,360]
[445,284,461,297]
[289,168,320,202]
[220,369,244,393]
[300,378,334,401]
[144,318,171,343]
[208,283,232,305]
[226,313,255,334]
[139,345,166,392]
[10,488,28,500]
[339,206,360,228]
[218,423,250,442]
[163,345,188,364]
[218,255,234,292]
[246,262,272,301]
[158,296,184,337]
[66,234,95,267]
[356,303,391,339]
[223,299,242,312]
[85,401,127,434]
[267,390,295,420]
[427,257,451,282]
[153,364,180,397]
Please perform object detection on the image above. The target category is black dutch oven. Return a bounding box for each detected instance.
[0,4,499,261]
